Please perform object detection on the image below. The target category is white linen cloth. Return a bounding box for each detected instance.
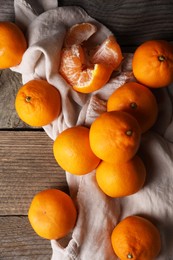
[13,0,173,259]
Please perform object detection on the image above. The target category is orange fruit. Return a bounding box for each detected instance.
[59,44,113,93]
[28,189,77,240]
[0,21,27,69]
[64,22,97,47]
[107,82,158,133]
[53,126,100,175]
[111,215,161,260]
[89,111,141,163]
[132,40,173,88]
[59,22,123,93]
[15,79,61,127]
[96,155,146,197]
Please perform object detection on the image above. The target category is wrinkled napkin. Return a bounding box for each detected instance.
[13,0,173,259]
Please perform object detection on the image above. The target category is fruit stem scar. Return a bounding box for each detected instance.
[126,130,133,136]
[130,102,137,109]
[25,96,31,102]
[127,253,133,258]
[158,55,166,62]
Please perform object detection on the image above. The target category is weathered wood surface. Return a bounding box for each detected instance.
[0,0,14,22]
[58,0,173,47]
[0,69,27,129]
[0,131,67,259]
[0,131,67,215]
[0,216,51,260]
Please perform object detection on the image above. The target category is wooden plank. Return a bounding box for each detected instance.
[0,216,51,259]
[0,69,31,129]
[0,131,67,215]
[58,0,173,47]
[0,0,14,22]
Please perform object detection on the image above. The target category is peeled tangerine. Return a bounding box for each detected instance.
[59,21,123,93]
[111,215,161,260]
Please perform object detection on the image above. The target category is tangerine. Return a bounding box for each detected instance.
[111,215,161,260]
[59,22,123,93]
[53,126,100,175]
[132,40,173,88]
[59,44,113,93]
[96,155,146,197]
[107,82,158,133]
[0,21,27,69]
[89,111,141,163]
[64,22,97,47]
[15,79,61,127]
[28,189,77,240]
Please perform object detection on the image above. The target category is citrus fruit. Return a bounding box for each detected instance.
[53,126,100,175]
[59,22,123,93]
[89,111,141,163]
[90,35,123,70]
[132,40,173,88]
[107,82,158,133]
[96,155,146,197]
[59,44,113,93]
[15,79,61,127]
[111,215,161,260]
[0,21,27,69]
[28,189,77,240]
[64,22,97,47]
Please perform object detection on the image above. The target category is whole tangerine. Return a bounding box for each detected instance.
[132,40,173,88]
[107,82,158,133]
[15,79,61,127]
[89,111,141,163]
[0,21,27,69]
[111,215,161,260]
[28,189,77,240]
[96,155,146,197]
[53,126,100,175]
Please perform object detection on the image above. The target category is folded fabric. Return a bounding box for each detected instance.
[13,0,173,259]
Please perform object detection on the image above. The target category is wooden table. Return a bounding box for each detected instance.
[0,0,173,259]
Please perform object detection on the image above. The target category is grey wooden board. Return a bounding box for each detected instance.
[0,131,67,215]
[0,216,51,260]
[0,69,28,129]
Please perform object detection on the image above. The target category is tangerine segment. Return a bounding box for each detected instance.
[90,35,123,70]
[59,45,86,86]
[0,22,27,69]
[111,215,161,260]
[132,40,173,88]
[15,79,61,127]
[89,111,141,163]
[73,63,113,93]
[28,189,77,240]
[107,82,158,133]
[59,44,113,93]
[53,126,100,175]
[96,155,146,197]
[64,22,97,47]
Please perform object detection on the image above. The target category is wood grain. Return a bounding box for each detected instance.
[0,69,30,129]
[0,216,51,259]
[0,131,67,215]
[0,0,14,22]
[58,0,173,47]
